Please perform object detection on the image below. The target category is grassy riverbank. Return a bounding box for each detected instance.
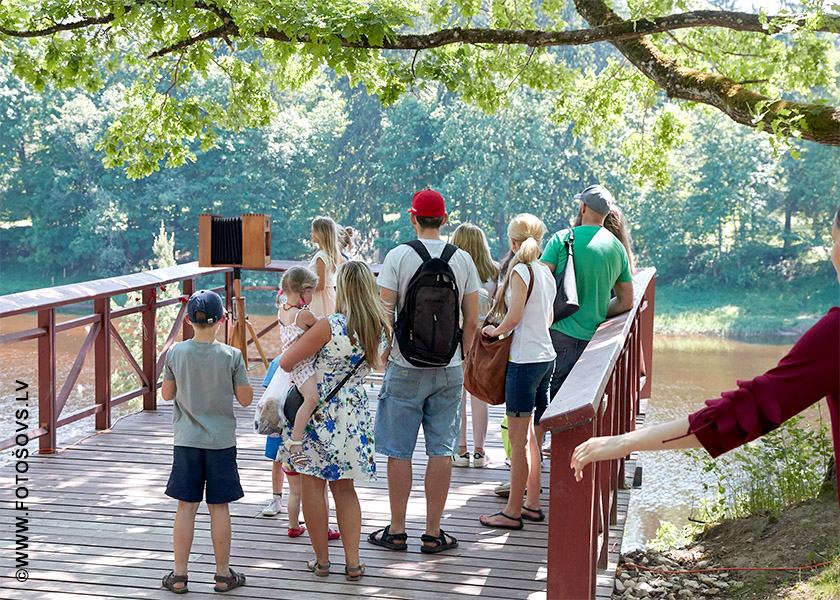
[654,278,839,337]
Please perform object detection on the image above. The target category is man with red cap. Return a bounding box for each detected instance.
[370,189,480,554]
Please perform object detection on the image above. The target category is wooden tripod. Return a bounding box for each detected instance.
[230,268,269,370]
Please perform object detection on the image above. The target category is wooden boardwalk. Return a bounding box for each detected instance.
[0,377,636,600]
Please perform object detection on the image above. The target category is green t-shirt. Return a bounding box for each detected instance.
[163,339,250,449]
[541,225,632,341]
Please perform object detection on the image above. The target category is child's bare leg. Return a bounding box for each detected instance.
[272,461,285,495]
[291,376,319,443]
[208,503,232,584]
[173,501,200,589]
[287,474,302,528]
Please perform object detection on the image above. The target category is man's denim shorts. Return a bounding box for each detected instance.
[374,362,463,459]
[165,446,244,504]
[505,359,555,425]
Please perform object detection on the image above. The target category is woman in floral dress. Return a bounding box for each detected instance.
[276,261,391,581]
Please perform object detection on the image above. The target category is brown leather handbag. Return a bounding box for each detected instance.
[463,264,534,405]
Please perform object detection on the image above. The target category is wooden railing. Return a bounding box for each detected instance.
[0,260,319,453]
[541,267,657,600]
[1,260,655,597]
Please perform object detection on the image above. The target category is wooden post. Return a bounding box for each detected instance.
[94,298,111,430]
[142,287,158,411]
[640,276,656,399]
[548,421,597,600]
[182,279,195,341]
[37,308,56,453]
[224,271,233,345]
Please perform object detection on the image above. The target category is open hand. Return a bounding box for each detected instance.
[570,436,624,482]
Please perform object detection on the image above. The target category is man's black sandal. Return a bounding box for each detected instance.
[368,525,408,551]
[213,569,246,592]
[162,571,188,594]
[420,528,459,553]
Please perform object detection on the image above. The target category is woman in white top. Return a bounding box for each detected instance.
[478,214,556,530]
[309,216,347,317]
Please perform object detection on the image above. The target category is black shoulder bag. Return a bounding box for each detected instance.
[284,355,367,426]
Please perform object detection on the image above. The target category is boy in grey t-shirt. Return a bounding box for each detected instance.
[160,290,252,594]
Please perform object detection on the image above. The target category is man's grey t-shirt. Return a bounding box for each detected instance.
[163,339,249,449]
[377,238,481,369]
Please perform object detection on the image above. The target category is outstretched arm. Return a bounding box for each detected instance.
[571,417,699,481]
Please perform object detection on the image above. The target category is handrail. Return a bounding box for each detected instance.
[0,262,230,319]
[540,267,657,600]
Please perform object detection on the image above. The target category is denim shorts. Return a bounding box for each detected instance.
[549,330,589,399]
[374,362,463,459]
[165,446,244,504]
[505,359,555,425]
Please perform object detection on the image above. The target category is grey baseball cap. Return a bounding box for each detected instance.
[574,185,614,216]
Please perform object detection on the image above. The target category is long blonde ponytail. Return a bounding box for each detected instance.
[491,213,547,321]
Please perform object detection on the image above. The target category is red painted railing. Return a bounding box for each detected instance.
[1,260,654,597]
[540,268,656,599]
[0,260,317,453]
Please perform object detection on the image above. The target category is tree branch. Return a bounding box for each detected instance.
[0,14,117,37]
[148,24,233,58]
[572,0,840,146]
[255,11,839,51]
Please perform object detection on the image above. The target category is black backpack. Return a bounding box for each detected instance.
[394,240,462,368]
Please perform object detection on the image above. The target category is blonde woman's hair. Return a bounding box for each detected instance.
[311,216,341,272]
[492,213,547,321]
[335,261,392,369]
[603,206,636,274]
[452,223,499,284]
[280,266,319,298]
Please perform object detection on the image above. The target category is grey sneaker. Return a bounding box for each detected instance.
[451,451,470,467]
[493,482,510,497]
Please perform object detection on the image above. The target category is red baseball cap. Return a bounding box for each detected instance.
[408,189,446,218]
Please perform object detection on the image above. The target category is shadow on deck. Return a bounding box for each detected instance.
[1,377,553,599]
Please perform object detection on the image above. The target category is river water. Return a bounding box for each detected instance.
[0,312,813,548]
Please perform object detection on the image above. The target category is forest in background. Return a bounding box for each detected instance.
[1,39,838,333]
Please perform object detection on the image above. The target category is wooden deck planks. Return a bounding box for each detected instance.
[1,378,637,600]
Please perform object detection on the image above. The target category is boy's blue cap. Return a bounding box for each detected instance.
[187,290,225,324]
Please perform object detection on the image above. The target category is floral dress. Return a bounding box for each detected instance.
[275,313,377,481]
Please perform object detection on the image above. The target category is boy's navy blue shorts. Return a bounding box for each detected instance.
[165,446,244,504]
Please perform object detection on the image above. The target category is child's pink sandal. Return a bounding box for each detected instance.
[328,528,341,541]
[288,525,306,538]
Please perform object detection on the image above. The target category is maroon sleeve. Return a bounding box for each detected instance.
[688,307,840,458]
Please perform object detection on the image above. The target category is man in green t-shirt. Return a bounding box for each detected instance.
[541,185,634,405]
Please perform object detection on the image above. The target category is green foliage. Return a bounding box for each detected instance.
[649,519,701,551]
[0,0,836,178]
[684,414,834,520]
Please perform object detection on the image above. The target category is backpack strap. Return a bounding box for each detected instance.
[440,243,458,264]
[405,239,433,263]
